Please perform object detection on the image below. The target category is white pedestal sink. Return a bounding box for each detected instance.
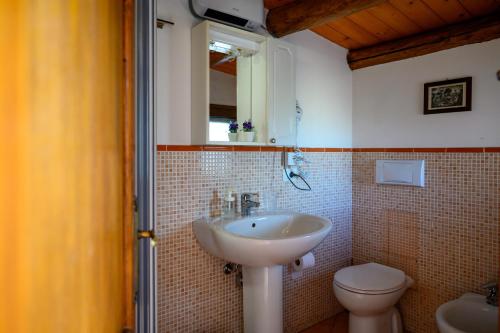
[193,211,332,333]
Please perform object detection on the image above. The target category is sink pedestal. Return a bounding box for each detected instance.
[193,213,333,332]
[242,265,283,333]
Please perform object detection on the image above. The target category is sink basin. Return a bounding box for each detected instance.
[436,293,498,333]
[193,211,332,267]
[193,211,332,333]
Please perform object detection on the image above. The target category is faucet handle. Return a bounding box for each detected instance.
[482,281,498,306]
[482,281,498,291]
[241,192,259,201]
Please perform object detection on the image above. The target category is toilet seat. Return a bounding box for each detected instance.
[334,263,406,295]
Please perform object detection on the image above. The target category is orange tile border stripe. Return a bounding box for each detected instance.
[446,147,484,153]
[412,148,447,153]
[260,146,283,152]
[302,147,325,152]
[157,145,500,153]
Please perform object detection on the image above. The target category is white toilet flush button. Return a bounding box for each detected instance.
[376,160,425,187]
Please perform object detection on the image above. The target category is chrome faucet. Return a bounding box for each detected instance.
[482,281,498,306]
[241,193,260,216]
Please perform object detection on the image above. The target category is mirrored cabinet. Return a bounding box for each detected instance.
[191,21,296,146]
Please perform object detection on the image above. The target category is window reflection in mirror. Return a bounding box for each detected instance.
[208,39,259,143]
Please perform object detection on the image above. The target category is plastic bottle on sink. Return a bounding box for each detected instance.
[222,188,236,217]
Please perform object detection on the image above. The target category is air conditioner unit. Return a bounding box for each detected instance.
[190,0,264,32]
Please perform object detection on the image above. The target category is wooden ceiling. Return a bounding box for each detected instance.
[264,0,500,68]
[210,51,237,76]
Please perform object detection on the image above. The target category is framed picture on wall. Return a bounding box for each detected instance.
[424,77,472,114]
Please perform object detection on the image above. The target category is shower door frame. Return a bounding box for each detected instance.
[135,0,157,332]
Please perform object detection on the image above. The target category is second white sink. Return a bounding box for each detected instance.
[436,293,498,333]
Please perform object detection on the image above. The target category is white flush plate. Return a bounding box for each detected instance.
[375,160,425,187]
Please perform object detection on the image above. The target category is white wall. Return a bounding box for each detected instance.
[285,31,352,148]
[286,31,352,147]
[352,39,500,148]
[157,0,353,147]
[157,0,196,145]
[209,70,236,105]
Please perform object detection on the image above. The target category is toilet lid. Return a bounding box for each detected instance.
[334,263,406,294]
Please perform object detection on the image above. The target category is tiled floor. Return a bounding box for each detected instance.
[300,312,348,333]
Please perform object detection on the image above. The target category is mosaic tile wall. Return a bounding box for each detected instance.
[156,150,352,333]
[352,152,499,333]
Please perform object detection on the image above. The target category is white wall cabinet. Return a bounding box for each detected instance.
[191,21,296,146]
[266,39,296,146]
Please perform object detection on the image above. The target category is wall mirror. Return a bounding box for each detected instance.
[208,34,265,143]
[192,21,296,146]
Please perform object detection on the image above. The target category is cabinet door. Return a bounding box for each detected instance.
[267,39,296,146]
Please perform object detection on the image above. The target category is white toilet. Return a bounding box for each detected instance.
[333,262,414,333]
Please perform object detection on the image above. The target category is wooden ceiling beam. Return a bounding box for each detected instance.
[266,0,386,38]
[347,11,500,70]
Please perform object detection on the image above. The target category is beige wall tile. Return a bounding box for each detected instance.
[156,150,498,333]
[157,151,353,333]
[353,152,499,333]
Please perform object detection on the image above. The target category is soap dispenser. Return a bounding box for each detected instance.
[222,188,236,217]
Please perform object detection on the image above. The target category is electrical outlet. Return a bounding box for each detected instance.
[285,152,297,166]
